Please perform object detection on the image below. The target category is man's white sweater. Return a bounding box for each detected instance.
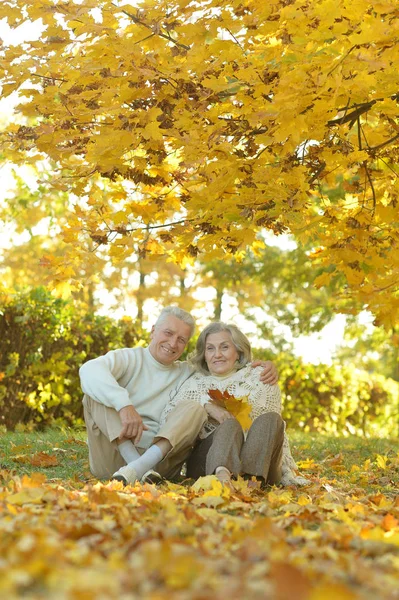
[79,346,193,448]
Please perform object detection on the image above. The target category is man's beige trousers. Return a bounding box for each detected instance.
[83,395,207,480]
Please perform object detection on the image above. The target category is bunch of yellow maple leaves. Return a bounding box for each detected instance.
[208,388,253,430]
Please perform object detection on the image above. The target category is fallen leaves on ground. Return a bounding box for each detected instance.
[12,452,59,467]
[1,454,398,600]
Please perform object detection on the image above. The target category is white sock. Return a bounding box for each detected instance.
[127,445,163,480]
[118,440,140,464]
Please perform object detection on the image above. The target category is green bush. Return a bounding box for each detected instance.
[256,351,399,438]
[0,287,148,430]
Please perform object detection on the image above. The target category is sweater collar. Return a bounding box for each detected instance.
[207,368,239,380]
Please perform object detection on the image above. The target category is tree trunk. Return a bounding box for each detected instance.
[86,280,95,311]
[392,327,399,438]
[179,270,186,297]
[136,261,146,326]
[214,285,224,320]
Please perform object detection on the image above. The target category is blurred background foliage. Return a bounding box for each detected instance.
[0,287,397,437]
[0,287,147,430]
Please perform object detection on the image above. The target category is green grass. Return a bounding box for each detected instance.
[0,427,91,483]
[291,430,399,464]
[1,428,398,488]
[290,431,399,494]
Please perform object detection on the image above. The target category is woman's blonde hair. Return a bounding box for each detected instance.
[190,322,252,374]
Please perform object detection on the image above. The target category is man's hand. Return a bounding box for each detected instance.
[205,402,234,425]
[118,405,148,444]
[251,360,278,385]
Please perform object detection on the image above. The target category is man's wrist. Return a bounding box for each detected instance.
[118,403,135,412]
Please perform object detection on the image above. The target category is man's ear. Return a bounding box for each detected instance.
[150,325,155,338]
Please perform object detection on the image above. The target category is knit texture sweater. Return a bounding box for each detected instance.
[160,364,297,475]
[79,347,193,448]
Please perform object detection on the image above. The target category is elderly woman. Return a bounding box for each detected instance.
[160,322,308,488]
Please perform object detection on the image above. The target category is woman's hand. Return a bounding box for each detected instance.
[251,360,278,385]
[205,402,234,424]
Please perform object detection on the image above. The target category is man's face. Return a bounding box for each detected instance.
[149,315,192,365]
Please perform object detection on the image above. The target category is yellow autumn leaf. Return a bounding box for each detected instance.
[375,454,388,470]
[313,272,333,288]
[191,477,228,507]
[7,488,46,505]
[51,281,74,300]
[224,395,253,430]
[297,494,312,506]
[202,77,231,93]
[191,475,222,493]
[310,583,359,600]
[142,121,164,141]
[296,458,320,470]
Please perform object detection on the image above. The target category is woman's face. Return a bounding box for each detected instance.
[204,331,240,375]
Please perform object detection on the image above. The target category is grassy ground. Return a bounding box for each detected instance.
[0,427,90,483]
[1,427,398,488]
[290,431,399,494]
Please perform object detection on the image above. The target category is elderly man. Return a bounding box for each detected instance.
[80,306,277,486]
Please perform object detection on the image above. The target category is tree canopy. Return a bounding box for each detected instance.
[1,0,399,325]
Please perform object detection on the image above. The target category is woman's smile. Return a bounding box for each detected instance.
[205,331,239,375]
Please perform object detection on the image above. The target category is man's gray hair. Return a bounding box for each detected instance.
[190,321,252,374]
[155,306,195,338]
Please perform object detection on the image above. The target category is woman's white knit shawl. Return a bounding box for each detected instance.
[161,364,297,474]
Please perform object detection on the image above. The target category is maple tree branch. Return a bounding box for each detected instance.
[356,116,396,211]
[335,93,399,112]
[327,45,358,77]
[120,8,190,51]
[361,167,368,207]
[32,73,68,83]
[64,104,73,117]
[369,133,399,154]
[308,161,327,185]
[88,218,193,252]
[327,93,399,127]
[360,122,371,151]
[375,280,399,293]
[379,158,399,178]
[134,33,156,45]
[364,161,377,214]
[107,218,192,235]
[158,76,178,89]
[254,146,268,160]
[62,169,97,180]
[162,31,190,51]
[328,102,374,127]
[224,28,246,54]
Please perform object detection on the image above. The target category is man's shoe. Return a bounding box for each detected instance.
[112,465,138,486]
[141,470,164,485]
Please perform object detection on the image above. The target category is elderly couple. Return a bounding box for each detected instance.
[80,306,308,489]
